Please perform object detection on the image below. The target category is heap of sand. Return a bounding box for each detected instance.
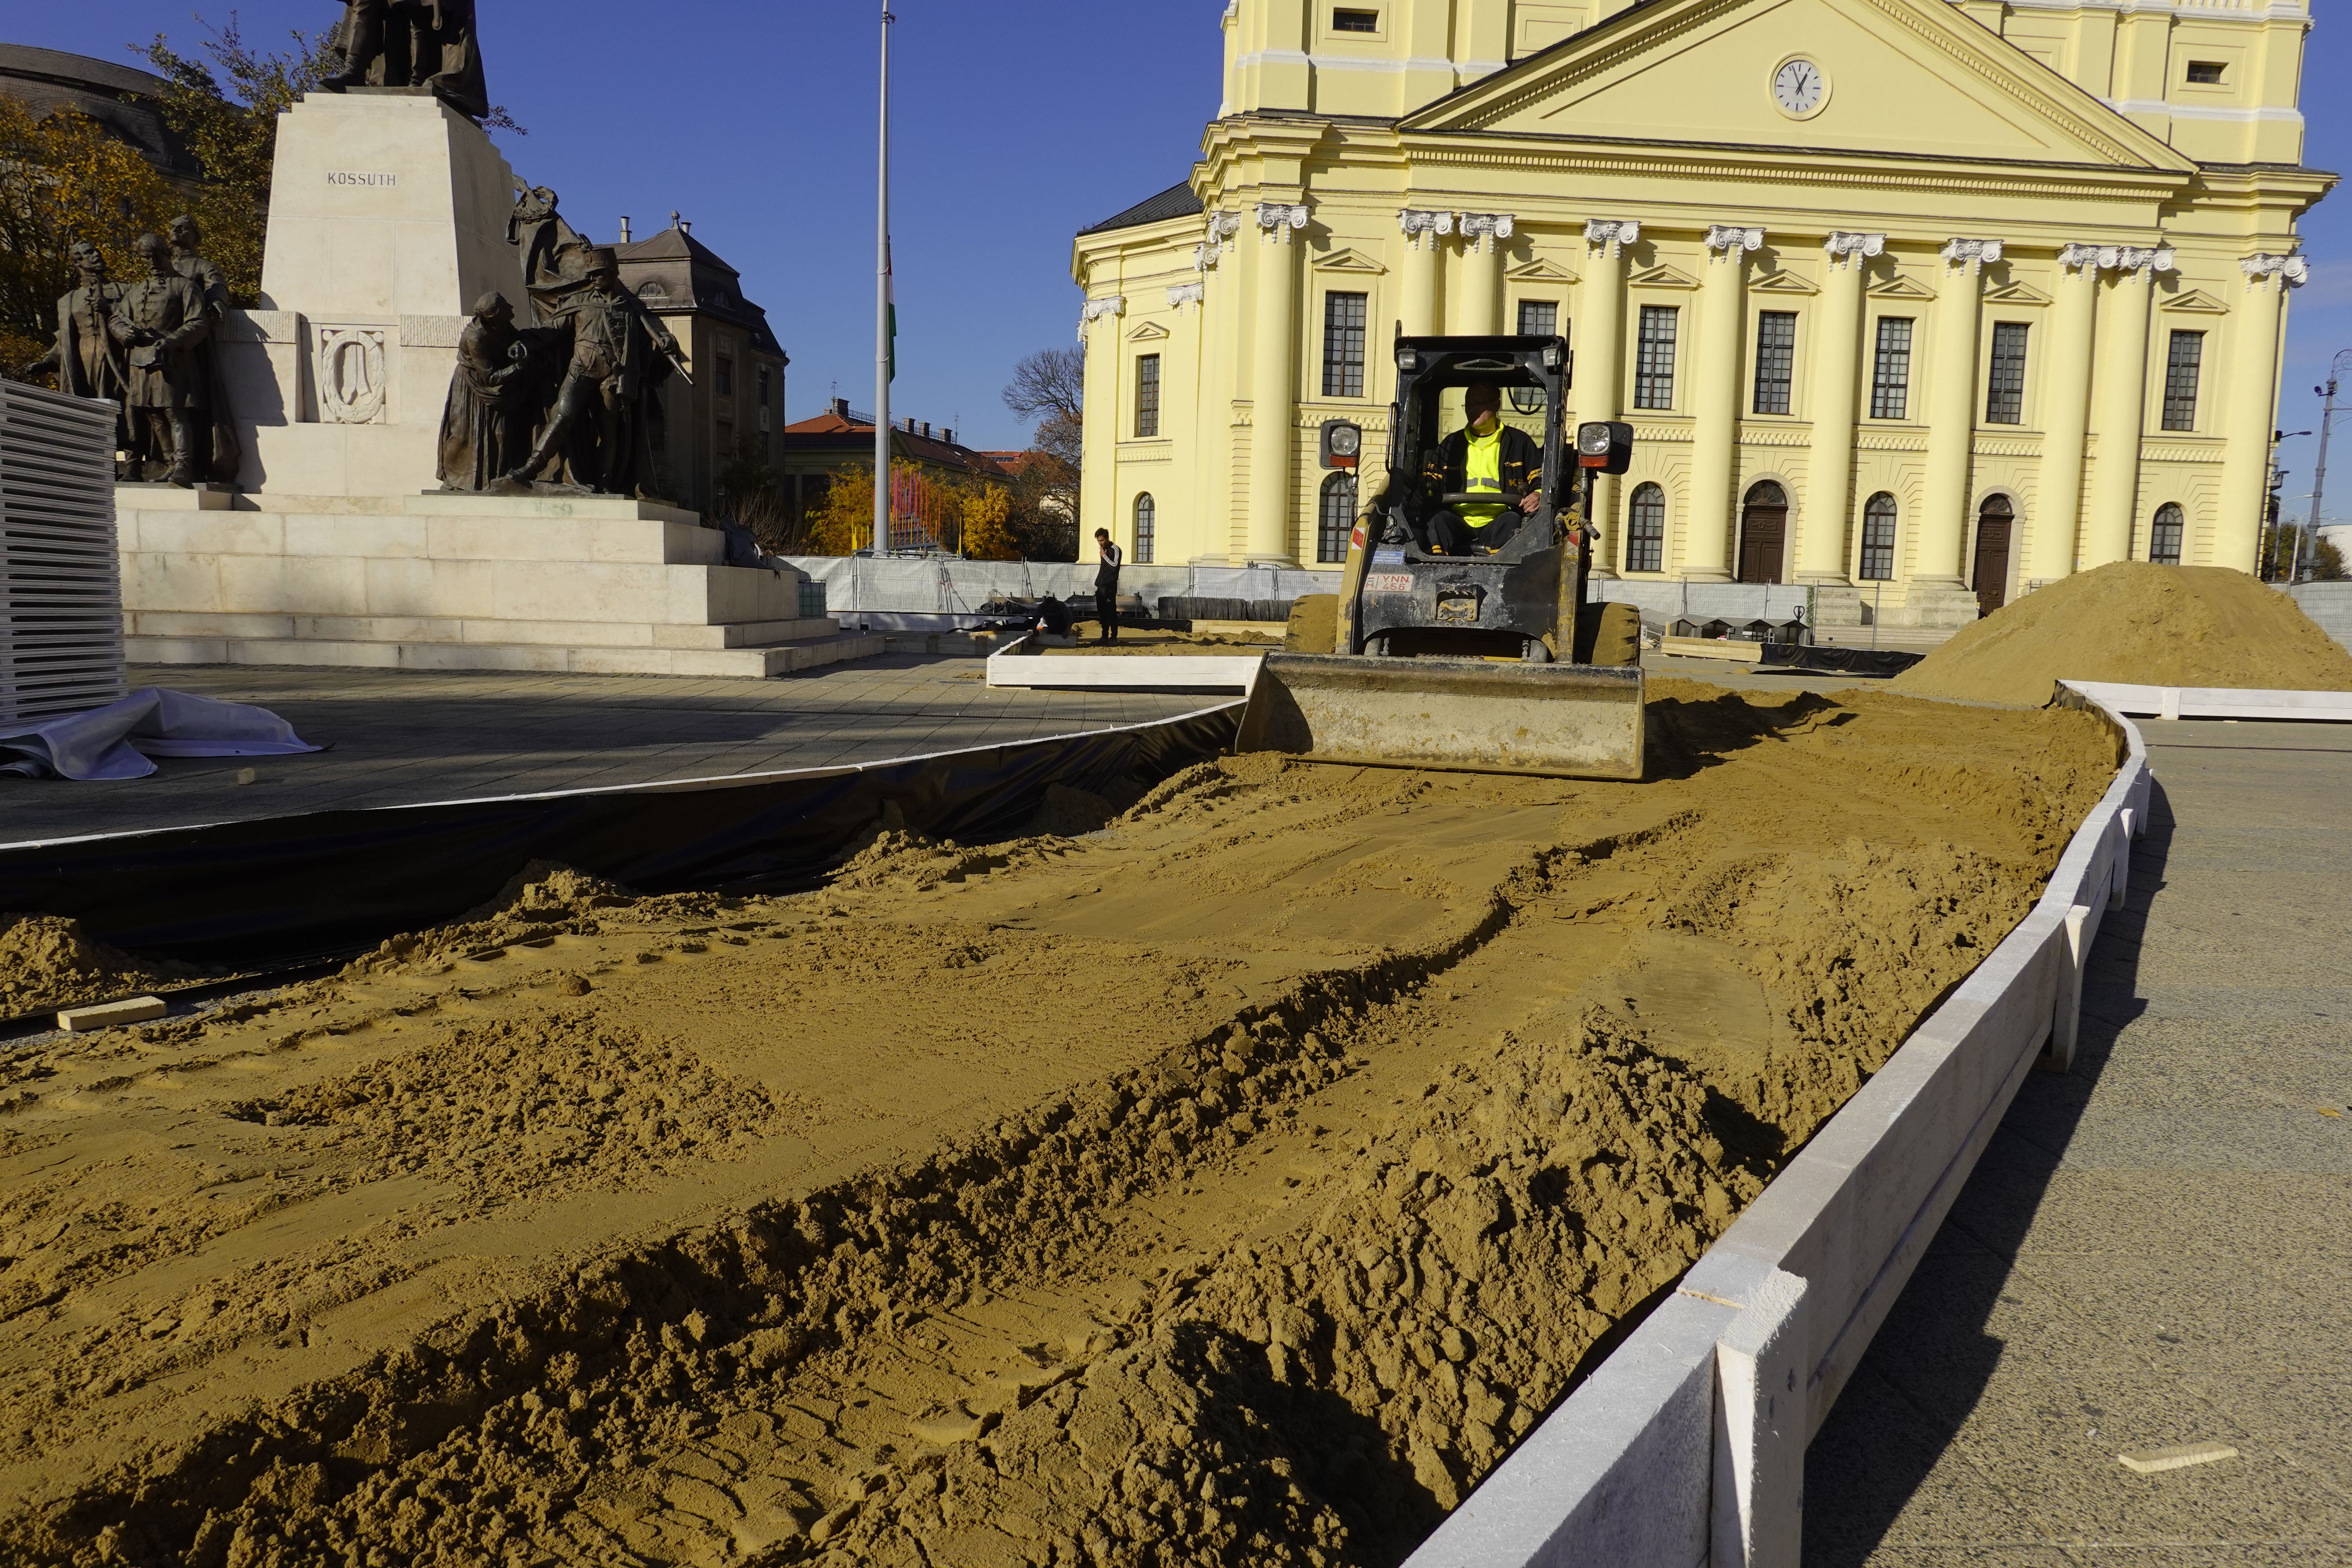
[1892,562,2352,707]
[0,683,2119,1567]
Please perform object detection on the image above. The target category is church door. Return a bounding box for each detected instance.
[1737,482,1787,585]
[1973,497,2014,617]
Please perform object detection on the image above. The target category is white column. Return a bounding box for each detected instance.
[1193,212,1241,561]
[1798,231,1879,582]
[2217,254,2306,570]
[1458,212,1514,335]
[1399,208,1449,337]
[1246,200,1308,564]
[1580,218,1637,576]
[1688,224,1761,581]
[2083,245,2173,566]
[1917,237,1998,588]
[1078,293,1125,555]
[2030,245,2103,582]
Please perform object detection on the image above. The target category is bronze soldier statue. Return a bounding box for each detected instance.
[110,234,213,486]
[435,292,534,490]
[166,214,242,486]
[19,240,133,472]
[321,0,490,121]
[501,247,687,498]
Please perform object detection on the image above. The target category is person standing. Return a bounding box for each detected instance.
[1093,527,1123,643]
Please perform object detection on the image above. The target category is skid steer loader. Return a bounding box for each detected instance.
[1237,332,1647,780]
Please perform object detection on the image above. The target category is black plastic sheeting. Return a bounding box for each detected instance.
[1755,644,1927,677]
[0,703,1242,966]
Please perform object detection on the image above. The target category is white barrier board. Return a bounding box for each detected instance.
[985,634,1263,692]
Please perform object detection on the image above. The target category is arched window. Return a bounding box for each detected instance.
[1317,471,1356,563]
[1626,483,1666,573]
[2149,502,2184,565]
[1133,493,1155,564]
[1859,493,1897,580]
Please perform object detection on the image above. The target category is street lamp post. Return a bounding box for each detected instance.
[2296,350,2352,585]
[2266,430,2309,582]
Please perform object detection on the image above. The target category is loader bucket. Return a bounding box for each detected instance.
[1236,654,1645,781]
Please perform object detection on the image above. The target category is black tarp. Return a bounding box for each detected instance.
[0,703,1242,965]
[1754,644,1926,677]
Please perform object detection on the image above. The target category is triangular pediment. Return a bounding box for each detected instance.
[1866,273,1937,301]
[1313,247,1387,275]
[2159,288,2230,315]
[1401,0,2192,175]
[1505,256,1580,283]
[1983,279,2051,307]
[1628,262,1699,291]
[1126,321,1170,342]
[1752,270,1819,297]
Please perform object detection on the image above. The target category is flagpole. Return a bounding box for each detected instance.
[873,1,894,557]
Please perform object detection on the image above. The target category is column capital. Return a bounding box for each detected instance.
[1940,237,2003,267]
[1255,201,1310,244]
[1457,212,1516,253]
[1167,282,1204,311]
[1705,224,1764,257]
[2241,252,2310,291]
[1583,217,1641,253]
[2057,241,2175,276]
[1823,231,1884,267]
[1194,211,1243,271]
[1399,208,1454,249]
[1078,294,1124,341]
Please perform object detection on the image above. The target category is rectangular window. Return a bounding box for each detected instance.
[715,357,734,397]
[1871,318,1913,420]
[1517,300,1559,339]
[1134,354,1161,438]
[1322,291,1368,398]
[1634,305,1678,410]
[2185,60,2225,85]
[1752,311,1797,416]
[1984,322,2029,425]
[2162,330,2205,432]
[1332,7,1379,32]
[756,367,771,408]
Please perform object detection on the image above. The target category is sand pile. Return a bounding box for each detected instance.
[1892,561,2352,707]
[0,685,2118,1567]
[0,914,202,1018]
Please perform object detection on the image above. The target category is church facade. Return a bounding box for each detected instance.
[1069,0,2327,623]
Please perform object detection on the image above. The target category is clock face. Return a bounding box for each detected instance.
[1773,58,1825,115]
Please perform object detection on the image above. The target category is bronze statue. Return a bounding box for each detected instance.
[435,292,533,489]
[321,0,489,121]
[109,234,212,486]
[499,245,687,498]
[166,214,242,486]
[19,240,132,471]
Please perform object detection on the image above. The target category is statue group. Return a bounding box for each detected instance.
[319,0,489,122]
[434,184,691,500]
[21,217,242,486]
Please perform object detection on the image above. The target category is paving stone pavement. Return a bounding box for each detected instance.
[1,660,1231,844]
[1807,719,2352,1566]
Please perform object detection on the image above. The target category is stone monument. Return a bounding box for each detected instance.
[110,6,874,678]
[19,241,131,474]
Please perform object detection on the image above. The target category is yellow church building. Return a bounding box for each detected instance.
[1069,0,2327,626]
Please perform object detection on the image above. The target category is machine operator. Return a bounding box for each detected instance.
[1420,380,1545,556]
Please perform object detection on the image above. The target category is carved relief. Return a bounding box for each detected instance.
[315,325,388,423]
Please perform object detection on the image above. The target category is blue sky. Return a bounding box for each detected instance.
[17,2,2350,490]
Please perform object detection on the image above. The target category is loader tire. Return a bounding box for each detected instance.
[1572,600,1643,668]
[1286,593,1340,653]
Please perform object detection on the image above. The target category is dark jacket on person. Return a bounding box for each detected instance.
[1420,423,1544,506]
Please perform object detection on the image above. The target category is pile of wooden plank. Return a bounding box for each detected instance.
[0,382,125,724]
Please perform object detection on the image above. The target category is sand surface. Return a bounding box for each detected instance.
[1892,562,2352,707]
[1044,633,1278,658]
[0,682,2118,1567]
[0,917,207,1020]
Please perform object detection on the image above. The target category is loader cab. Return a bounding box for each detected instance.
[1383,334,1574,561]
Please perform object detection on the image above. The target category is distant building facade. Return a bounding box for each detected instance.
[778,400,1008,550]
[0,44,204,185]
[612,215,787,517]
[1070,0,2329,625]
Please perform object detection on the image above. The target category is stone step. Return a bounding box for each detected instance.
[125,631,887,679]
[126,611,842,651]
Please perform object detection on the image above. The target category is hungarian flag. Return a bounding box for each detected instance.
[885,238,897,383]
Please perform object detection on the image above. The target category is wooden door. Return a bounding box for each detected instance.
[1738,485,1787,585]
[1973,502,2013,617]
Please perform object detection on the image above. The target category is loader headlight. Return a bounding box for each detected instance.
[1396,346,1418,373]
[1541,342,1565,371]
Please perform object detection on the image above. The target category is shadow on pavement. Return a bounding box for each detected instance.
[1798,778,2173,1566]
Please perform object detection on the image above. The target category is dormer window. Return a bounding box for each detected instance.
[2185,61,2225,85]
[637,281,668,300]
[1332,8,1378,32]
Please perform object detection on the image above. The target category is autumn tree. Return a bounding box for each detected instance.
[0,100,179,375]
[1001,345,1084,558]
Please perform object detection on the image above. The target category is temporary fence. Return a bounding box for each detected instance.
[1403,678,2162,1568]
[0,702,1241,965]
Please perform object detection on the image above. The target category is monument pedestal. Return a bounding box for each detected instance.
[118,489,880,677]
